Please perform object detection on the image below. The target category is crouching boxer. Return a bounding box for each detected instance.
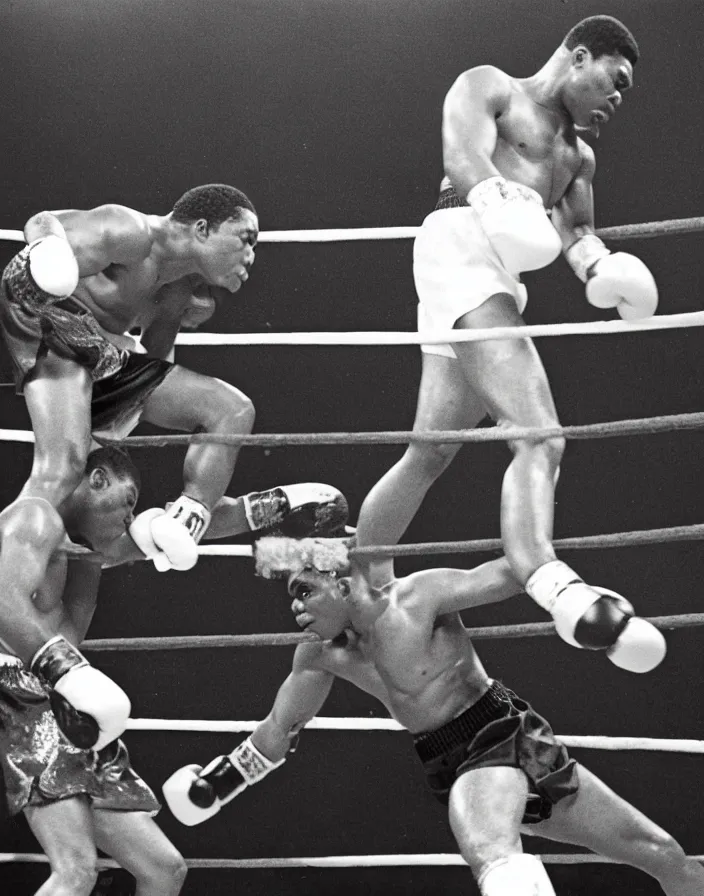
[0,184,259,660]
[163,539,701,896]
[353,16,660,662]
[254,537,664,672]
[0,652,185,896]
[0,446,186,896]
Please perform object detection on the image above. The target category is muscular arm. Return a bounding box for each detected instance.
[442,66,511,197]
[55,559,103,645]
[0,504,69,663]
[24,205,153,277]
[251,643,335,762]
[551,141,597,250]
[140,282,190,361]
[141,279,220,361]
[407,558,523,616]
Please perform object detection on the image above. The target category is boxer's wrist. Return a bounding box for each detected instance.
[466,176,543,213]
[565,234,611,283]
[228,736,285,787]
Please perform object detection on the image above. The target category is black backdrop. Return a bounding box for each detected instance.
[1,0,704,893]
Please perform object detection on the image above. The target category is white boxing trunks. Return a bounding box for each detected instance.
[414,187,529,359]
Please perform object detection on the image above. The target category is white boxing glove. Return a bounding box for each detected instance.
[27,235,80,298]
[128,509,172,572]
[468,176,562,274]
[31,635,131,751]
[525,561,666,673]
[565,235,658,321]
[149,514,199,571]
[163,737,285,826]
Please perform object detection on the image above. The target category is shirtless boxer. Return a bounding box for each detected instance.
[0,183,261,742]
[163,538,703,896]
[0,445,186,896]
[0,182,350,746]
[355,16,663,670]
[0,448,348,895]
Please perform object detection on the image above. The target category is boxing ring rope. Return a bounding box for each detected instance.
[79,613,704,654]
[2,213,704,245]
[118,716,704,754]
[3,852,701,868]
[2,407,704,446]
[172,311,704,346]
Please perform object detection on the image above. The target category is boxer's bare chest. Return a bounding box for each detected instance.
[73,257,163,332]
[492,93,583,207]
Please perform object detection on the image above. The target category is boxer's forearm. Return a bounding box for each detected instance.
[202,496,249,540]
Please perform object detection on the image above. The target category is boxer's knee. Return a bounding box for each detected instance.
[136,846,187,895]
[626,827,689,880]
[509,434,565,474]
[199,379,255,434]
[28,441,89,503]
[405,440,461,481]
[49,846,99,895]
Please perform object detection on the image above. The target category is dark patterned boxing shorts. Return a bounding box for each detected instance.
[413,680,578,823]
[0,246,174,437]
[0,654,159,817]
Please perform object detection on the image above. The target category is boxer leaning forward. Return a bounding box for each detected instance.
[164,537,704,896]
[0,182,349,750]
[0,451,349,896]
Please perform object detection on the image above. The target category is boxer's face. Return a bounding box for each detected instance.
[196,209,258,293]
[82,469,140,550]
[287,569,351,639]
[566,49,633,132]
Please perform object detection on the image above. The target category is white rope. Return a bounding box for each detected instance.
[125,718,704,752]
[0,226,419,245]
[4,852,701,868]
[173,311,704,346]
[261,226,418,242]
[2,216,703,245]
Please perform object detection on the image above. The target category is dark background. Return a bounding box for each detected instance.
[1,0,704,892]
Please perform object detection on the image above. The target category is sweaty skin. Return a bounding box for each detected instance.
[223,553,704,896]
[24,204,258,342]
[443,57,633,228]
[355,46,637,590]
[293,572,507,733]
[252,559,522,748]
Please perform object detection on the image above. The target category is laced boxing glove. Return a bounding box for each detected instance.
[468,176,562,273]
[565,234,658,320]
[244,483,350,537]
[31,636,131,750]
[525,561,666,673]
[27,235,80,298]
[129,498,207,572]
[163,736,285,826]
[158,494,211,544]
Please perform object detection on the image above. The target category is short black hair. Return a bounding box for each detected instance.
[86,446,141,493]
[564,16,639,67]
[171,184,256,228]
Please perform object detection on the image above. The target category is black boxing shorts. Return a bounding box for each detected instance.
[0,655,159,817]
[0,246,174,436]
[412,680,578,823]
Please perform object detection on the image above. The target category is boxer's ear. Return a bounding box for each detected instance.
[573,46,590,67]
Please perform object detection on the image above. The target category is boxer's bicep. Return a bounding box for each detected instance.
[443,67,510,196]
